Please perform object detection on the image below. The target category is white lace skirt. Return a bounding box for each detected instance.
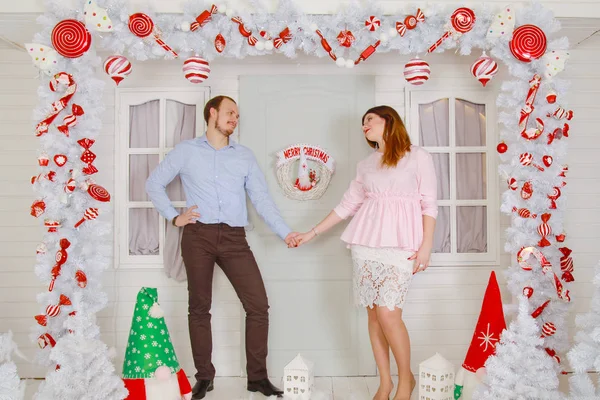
[350,245,414,311]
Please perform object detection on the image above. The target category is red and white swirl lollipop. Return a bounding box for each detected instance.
[510,25,547,62]
[74,207,99,228]
[128,13,178,58]
[428,8,476,53]
[88,184,111,202]
[51,19,92,58]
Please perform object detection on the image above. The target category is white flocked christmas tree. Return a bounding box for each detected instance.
[0,331,26,400]
[567,261,600,399]
[476,296,564,400]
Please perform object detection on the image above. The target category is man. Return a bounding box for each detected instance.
[146,95,297,399]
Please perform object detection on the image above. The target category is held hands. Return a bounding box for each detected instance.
[287,229,317,248]
[174,206,201,227]
[285,232,300,248]
[408,245,432,274]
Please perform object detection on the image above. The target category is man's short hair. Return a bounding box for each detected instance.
[203,95,237,124]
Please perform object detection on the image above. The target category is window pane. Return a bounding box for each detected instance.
[433,206,450,253]
[457,206,487,253]
[130,100,159,148]
[456,153,486,200]
[129,208,159,255]
[166,100,197,147]
[419,99,449,147]
[129,154,159,201]
[432,153,450,200]
[455,99,486,147]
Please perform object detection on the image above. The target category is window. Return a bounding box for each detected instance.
[115,88,210,268]
[408,89,498,266]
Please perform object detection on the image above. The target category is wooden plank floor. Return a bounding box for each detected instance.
[23,373,580,399]
[23,376,418,399]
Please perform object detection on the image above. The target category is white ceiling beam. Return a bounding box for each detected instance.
[2,0,600,19]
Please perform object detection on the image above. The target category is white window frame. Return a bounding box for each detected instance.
[406,88,499,266]
[114,88,210,269]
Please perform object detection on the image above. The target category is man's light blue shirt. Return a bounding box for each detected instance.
[145,135,291,240]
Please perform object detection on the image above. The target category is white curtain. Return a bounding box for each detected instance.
[419,98,487,254]
[129,100,196,281]
[129,101,160,256]
[455,99,487,253]
[419,99,451,253]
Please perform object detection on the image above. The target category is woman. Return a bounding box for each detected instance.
[294,106,437,400]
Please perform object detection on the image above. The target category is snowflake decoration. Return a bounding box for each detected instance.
[152,341,158,347]
[136,316,142,322]
[477,323,499,352]
[147,322,154,328]
[140,334,146,340]
[135,366,141,373]
[144,353,151,359]
[142,304,149,310]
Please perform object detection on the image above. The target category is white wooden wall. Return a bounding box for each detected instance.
[1,35,599,379]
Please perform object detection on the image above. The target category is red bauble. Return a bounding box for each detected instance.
[497,142,508,153]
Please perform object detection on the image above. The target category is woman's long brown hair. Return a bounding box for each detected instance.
[362,105,412,168]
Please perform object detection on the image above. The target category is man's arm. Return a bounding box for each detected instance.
[145,145,185,221]
[245,153,292,240]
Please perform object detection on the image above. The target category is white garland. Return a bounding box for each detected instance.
[27,0,573,398]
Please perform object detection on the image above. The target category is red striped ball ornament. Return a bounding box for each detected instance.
[471,52,498,87]
[404,57,430,85]
[103,55,132,86]
[182,56,211,84]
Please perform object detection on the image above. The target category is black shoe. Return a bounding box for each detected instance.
[191,379,214,399]
[247,378,284,397]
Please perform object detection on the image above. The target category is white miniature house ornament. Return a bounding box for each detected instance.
[419,353,455,400]
[283,353,314,399]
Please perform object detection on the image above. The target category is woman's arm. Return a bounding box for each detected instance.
[409,149,438,272]
[294,210,344,246]
[293,164,365,247]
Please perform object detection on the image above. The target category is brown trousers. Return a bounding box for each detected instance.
[181,222,270,381]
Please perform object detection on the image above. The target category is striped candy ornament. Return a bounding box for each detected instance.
[550,106,573,121]
[35,294,72,326]
[559,247,574,282]
[541,322,557,337]
[403,57,430,85]
[470,52,498,87]
[512,206,537,219]
[182,56,211,84]
[537,213,552,247]
[103,55,132,86]
[57,104,84,136]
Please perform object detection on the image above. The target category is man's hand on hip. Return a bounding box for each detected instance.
[175,206,201,227]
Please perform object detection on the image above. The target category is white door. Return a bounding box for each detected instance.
[239,75,376,376]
